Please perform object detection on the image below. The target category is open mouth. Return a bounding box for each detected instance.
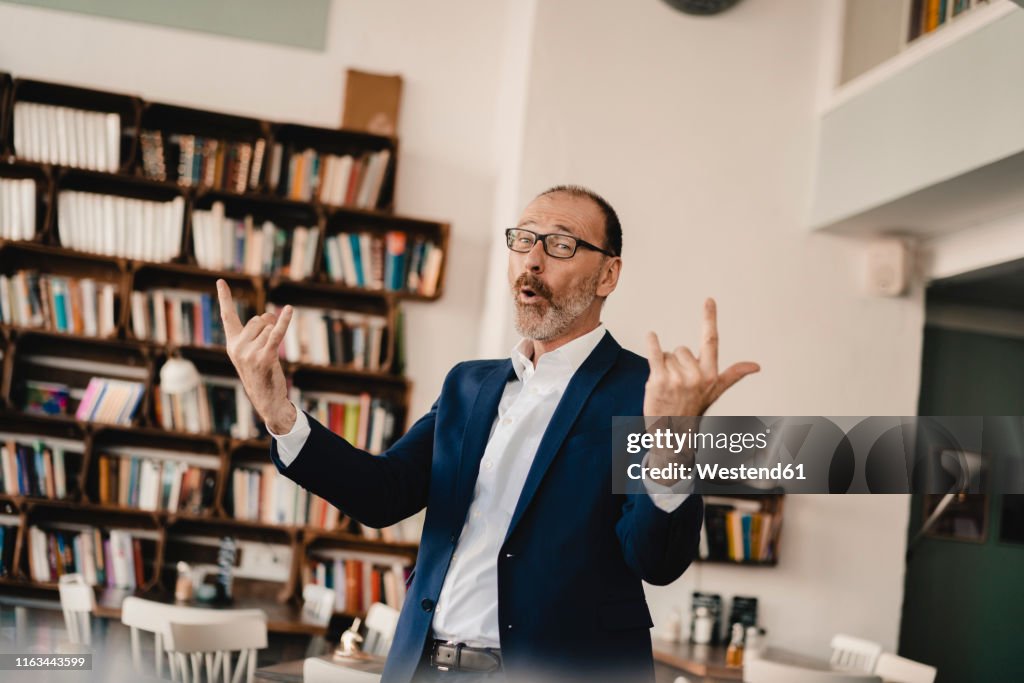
[518,285,545,304]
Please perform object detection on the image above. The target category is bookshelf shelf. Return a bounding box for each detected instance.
[0,74,443,607]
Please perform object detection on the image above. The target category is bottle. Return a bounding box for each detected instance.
[174,561,193,602]
[744,625,765,660]
[665,608,682,643]
[725,623,745,667]
[692,606,713,645]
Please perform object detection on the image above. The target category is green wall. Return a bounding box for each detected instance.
[0,0,331,51]
[902,326,1024,682]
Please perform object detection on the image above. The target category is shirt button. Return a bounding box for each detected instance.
[502,417,513,425]
[473,511,481,518]
[421,598,434,612]
[484,460,493,470]
[507,624,512,630]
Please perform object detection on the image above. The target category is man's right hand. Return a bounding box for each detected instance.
[216,279,297,435]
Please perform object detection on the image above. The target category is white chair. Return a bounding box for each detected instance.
[120,596,266,679]
[304,656,381,683]
[361,602,400,657]
[301,584,336,627]
[874,652,937,683]
[58,574,95,647]
[164,617,268,683]
[745,658,882,683]
[830,634,883,673]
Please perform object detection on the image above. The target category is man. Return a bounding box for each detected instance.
[216,185,759,682]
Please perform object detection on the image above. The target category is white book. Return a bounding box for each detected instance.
[55,106,70,166]
[289,227,307,280]
[367,149,391,209]
[209,202,226,270]
[66,108,79,168]
[79,278,97,336]
[28,103,44,162]
[166,462,184,513]
[105,113,121,172]
[130,198,144,259]
[109,530,134,589]
[191,211,208,269]
[153,290,167,343]
[73,109,88,169]
[82,110,98,170]
[0,180,12,239]
[304,227,320,279]
[114,196,127,260]
[141,201,156,261]
[43,105,59,165]
[337,233,359,287]
[101,194,116,257]
[261,221,275,275]
[20,178,36,240]
[91,111,107,171]
[138,460,160,511]
[12,102,27,159]
[332,155,354,206]
[79,530,97,586]
[30,527,48,581]
[1,446,16,494]
[100,284,116,337]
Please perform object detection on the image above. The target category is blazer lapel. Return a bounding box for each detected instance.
[503,332,621,544]
[453,360,516,518]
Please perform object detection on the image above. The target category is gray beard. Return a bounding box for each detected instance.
[512,272,599,341]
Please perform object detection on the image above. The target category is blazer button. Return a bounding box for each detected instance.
[421,598,435,612]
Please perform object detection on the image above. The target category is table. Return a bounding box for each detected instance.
[93,587,328,636]
[256,653,386,683]
[652,638,840,682]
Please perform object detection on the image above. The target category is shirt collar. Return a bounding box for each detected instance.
[510,323,607,384]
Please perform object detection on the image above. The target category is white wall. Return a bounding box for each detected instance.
[0,0,516,419]
[492,0,926,656]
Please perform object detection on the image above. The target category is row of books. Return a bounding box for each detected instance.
[75,377,146,426]
[305,555,411,613]
[0,440,73,498]
[191,202,319,279]
[140,131,266,193]
[0,271,118,337]
[13,102,121,172]
[298,392,398,455]
[27,525,146,588]
[0,525,15,577]
[130,288,249,347]
[95,453,217,514]
[272,147,391,209]
[0,177,36,241]
[323,232,443,296]
[232,464,310,525]
[700,502,776,563]
[57,191,185,262]
[154,376,260,439]
[272,305,388,370]
[909,0,979,40]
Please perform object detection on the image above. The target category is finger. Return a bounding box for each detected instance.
[264,304,294,352]
[646,331,667,376]
[700,297,719,376]
[237,313,271,345]
[669,346,700,384]
[711,361,761,401]
[216,279,244,339]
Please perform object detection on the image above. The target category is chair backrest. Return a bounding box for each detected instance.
[874,653,937,683]
[301,583,336,626]
[362,603,400,657]
[830,634,884,673]
[58,574,95,646]
[165,617,268,683]
[303,657,381,683]
[745,658,883,683]
[120,596,266,678]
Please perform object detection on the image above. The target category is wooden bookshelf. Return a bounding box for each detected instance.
[0,73,447,615]
[697,494,784,567]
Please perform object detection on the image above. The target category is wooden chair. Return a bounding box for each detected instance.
[830,634,883,673]
[873,652,937,683]
[120,596,265,679]
[57,574,95,647]
[164,617,268,683]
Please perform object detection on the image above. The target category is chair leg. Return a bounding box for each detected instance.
[156,632,164,678]
[130,627,142,673]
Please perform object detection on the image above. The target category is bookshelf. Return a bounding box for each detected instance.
[0,74,446,619]
[697,494,784,567]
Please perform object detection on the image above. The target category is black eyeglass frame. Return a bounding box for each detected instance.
[505,227,617,259]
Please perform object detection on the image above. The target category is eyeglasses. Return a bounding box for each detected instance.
[505,227,616,259]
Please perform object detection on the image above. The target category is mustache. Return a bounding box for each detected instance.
[513,273,552,300]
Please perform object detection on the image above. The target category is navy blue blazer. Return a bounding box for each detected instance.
[270,332,703,683]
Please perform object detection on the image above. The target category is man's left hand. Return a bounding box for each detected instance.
[644,298,760,418]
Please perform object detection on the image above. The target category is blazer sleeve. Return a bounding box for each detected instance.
[269,398,438,529]
[615,492,704,585]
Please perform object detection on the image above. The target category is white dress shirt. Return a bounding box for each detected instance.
[270,324,689,648]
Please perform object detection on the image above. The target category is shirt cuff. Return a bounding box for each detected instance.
[641,451,692,513]
[266,402,311,467]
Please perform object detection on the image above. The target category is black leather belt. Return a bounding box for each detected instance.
[429,640,502,673]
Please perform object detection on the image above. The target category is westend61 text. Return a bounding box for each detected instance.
[627,462,807,481]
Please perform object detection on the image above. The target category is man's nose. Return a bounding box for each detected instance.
[524,239,546,272]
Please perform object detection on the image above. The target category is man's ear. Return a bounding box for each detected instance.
[596,257,621,297]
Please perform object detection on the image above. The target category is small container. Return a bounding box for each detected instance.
[725,623,745,667]
[744,625,766,660]
[174,561,193,602]
[692,606,713,645]
[664,608,682,643]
